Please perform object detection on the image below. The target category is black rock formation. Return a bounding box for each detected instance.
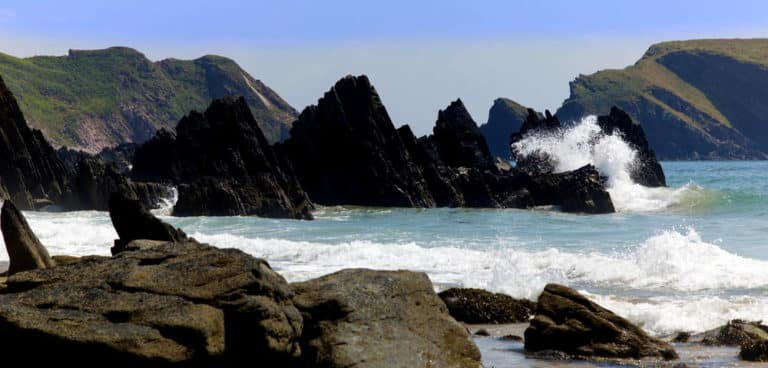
[0,75,69,210]
[132,96,313,219]
[98,142,139,175]
[523,165,616,214]
[598,107,666,187]
[278,75,435,207]
[479,98,532,159]
[432,99,495,170]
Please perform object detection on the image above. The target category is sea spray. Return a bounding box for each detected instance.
[512,116,694,211]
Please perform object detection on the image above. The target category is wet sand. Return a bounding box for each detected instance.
[468,323,764,368]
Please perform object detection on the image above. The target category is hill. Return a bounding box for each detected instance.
[557,39,768,159]
[0,47,296,151]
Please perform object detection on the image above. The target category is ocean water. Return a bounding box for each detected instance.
[1,117,768,364]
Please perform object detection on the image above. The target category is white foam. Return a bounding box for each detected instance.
[511,116,697,212]
[151,186,178,216]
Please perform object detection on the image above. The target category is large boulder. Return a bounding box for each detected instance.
[278,75,435,207]
[292,269,482,368]
[438,288,536,324]
[0,201,55,275]
[108,192,187,254]
[524,284,677,361]
[0,240,303,366]
[132,96,313,219]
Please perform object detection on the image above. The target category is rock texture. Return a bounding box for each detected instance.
[597,107,666,187]
[438,288,536,324]
[278,75,435,207]
[0,240,303,366]
[292,269,482,368]
[524,165,616,214]
[0,75,69,210]
[98,142,139,174]
[700,320,768,346]
[108,192,188,254]
[524,284,678,361]
[0,201,55,275]
[479,98,532,159]
[132,96,313,219]
[0,47,297,150]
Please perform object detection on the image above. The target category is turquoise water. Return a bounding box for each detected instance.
[3,161,768,339]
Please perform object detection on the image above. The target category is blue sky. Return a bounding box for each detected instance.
[1,1,767,134]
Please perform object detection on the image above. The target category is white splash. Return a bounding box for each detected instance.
[511,116,693,212]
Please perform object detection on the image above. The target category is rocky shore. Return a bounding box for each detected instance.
[2,70,667,218]
[3,198,767,366]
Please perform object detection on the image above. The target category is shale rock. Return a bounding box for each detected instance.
[278,75,435,207]
[0,75,69,209]
[438,288,536,324]
[0,201,55,275]
[598,106,666,187]
[0,240,303,366]
[292,269,482,368]
[524,283,677,360]
[108,192,187,254]
[132,96,313,219]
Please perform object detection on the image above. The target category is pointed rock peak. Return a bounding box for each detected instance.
[108,192,188,255]
[437,99,475,129]
[1,201,55,275]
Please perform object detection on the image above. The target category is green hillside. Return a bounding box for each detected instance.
[0,47,297,152]
[558,39,768,159]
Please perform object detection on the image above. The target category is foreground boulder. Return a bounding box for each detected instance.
[0,240,303,366]
[524,284,677,361]
[132,96,313,219]
[292,269,482,368]
[438,288,536,324]
[0,201,55,275]
[108,192,187,254]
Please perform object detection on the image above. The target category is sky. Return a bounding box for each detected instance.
[1,1,767,135]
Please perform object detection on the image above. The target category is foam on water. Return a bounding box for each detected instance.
[511,116,700,212]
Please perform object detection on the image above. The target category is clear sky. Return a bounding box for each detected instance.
[1,1,767,135]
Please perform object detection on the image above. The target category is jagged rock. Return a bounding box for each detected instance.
[598,107,666,187]
[132,97,313,219]
[524,284,677,361]
[438,288,536,324]
[57,148,171,211]
[480,98,532,159]
[0,75,69,209]
[0,201,55,275]
[98,142,139,174]
[108,192,187,254]
[292,269,482,368]
[525,165,615,214]
[0,240,303,366]
[278,75,435,207]
[741,340,768,361]
[510,109,561,175]
[700,319,768,346]
[432,99,495,170]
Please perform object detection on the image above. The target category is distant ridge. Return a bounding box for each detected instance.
[0,46,297,151]
[557,38,768,160]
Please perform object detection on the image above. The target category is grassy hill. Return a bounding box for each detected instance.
[0,47,297,152]
[558,39,768,159]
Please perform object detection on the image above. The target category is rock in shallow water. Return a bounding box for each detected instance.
[292,269,482,368]
[438,287,536,324]
[108,192,188,254]
[0,200,55,275]
[524,283,678,361]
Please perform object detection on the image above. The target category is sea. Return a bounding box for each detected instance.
[2,116,768,366]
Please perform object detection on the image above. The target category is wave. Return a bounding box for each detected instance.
[511,116,704,212]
